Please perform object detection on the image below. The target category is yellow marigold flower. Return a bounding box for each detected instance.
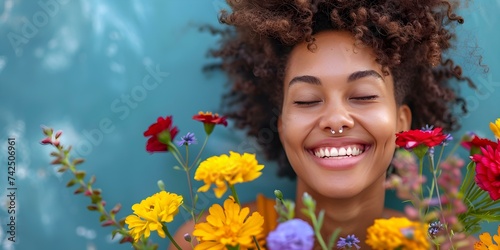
[125,191,183,242]
[193,197,264,250]
[490,118,500,139]
[366,217,429,250]
[195,151,264,198]
[474,225,500,250]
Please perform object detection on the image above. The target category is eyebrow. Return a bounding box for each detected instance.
[288,70,384,87]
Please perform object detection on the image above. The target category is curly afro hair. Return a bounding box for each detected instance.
[208,0,475,179]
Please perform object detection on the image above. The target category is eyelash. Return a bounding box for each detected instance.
[293,95,378,105]
[293,101,321,106]
[351,95,378,101]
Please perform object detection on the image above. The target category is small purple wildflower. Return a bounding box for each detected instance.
[336,234,360,249]
[176,132,197,146]
[429,221,444,236]
[421,124,434,132]
[442,133,453,146]
[266,218,314,250]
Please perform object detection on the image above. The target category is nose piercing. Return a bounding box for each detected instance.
[330,127,344,134]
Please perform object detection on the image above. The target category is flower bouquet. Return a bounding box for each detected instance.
[40,114,500,249]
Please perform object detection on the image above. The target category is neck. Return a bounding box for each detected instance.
[294,177,386,249]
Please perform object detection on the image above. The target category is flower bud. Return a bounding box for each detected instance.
[274,190,283,200]
[184,233,192,242]
[302,192,315,209]
[157,180,166,191]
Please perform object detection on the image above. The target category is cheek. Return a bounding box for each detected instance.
[280,112,315,156]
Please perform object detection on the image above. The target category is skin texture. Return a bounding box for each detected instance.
[279,30,411,248]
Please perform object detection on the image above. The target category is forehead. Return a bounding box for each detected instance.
[285,31,387,80]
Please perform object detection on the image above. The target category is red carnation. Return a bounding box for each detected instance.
[143,116,179,153]
[396,127,448,149]
[471,142,500,200]
[461,133,497,150]
[192,111,227,135]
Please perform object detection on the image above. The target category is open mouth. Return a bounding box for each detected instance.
[312,144,366,158]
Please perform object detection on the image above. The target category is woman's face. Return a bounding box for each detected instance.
[278,31,411,198]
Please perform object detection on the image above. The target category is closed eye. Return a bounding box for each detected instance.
[293,101,321,106]
[351,95,378,101]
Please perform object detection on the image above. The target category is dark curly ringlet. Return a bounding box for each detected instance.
[208,0,476,179]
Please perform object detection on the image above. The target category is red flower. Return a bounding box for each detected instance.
[395,127,448,149]
[192,111,227,135]
[461,134,497,150]
[192,111,228,126]
[143,116,179,153]
[472,142,500,200]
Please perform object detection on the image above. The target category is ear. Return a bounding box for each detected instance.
[396,104,412,132]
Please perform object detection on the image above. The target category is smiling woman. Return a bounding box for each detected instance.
[172,0,483,249]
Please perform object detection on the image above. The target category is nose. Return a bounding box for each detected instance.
[318,100,354,134]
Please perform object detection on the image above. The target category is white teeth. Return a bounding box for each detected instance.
[330,148,338,157]
[314,146,364,158]
[339,148,346,156]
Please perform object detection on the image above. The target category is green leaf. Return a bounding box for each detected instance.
[88,175,96,185]
[317,210,325,228]
[57,166,68,172]
[74,186,85,194]
[91,195,102,204]
[66,179,77,187]
[226,244,240,250]
[119,218,126,227]
[87,205,98,211]
[327,227,342,250]
[99,214,107,222]
[75,171,86,180]
[73,158,85,165]
[111,230,118,239]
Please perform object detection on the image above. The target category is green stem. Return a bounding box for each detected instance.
[168,142,186,168]
[428,151,454,248]
[466,185,484,208]
[460,162,476,196]
[252,236,262,250]
[190,135,210,169]
[183,146,197,222]
[163,224,182,250]
[311,215,328,250]
[444,140,460,160]
[229,184,240,205]
[418,156,425,218]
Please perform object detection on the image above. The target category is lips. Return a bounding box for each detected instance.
[312,144,366,158]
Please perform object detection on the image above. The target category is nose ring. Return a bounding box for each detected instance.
[330,127,344,134]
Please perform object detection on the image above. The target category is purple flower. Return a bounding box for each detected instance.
[176,132,197,146]
[337,234,360,249]
[428,221,444,236]
[266,218,314,250]
[421,124,434,131]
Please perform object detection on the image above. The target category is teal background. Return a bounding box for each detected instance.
[0,0,498,249]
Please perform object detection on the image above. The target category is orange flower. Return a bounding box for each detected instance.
[474,225,500,250]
